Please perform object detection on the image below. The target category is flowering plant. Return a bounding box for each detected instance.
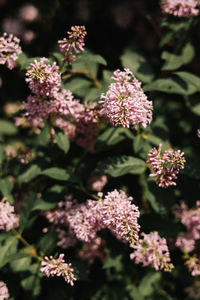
[0,1,200,299]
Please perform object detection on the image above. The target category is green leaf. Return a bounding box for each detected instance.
[120,48,154,83]
[42,167,70,181]
[38,232,57,255]
[0,236,18,268]
[174,71,200,91]
[161,43,195,71]
[185,94,200,116]
[17,53,41,70]
[138,271,161,297]
[96,127,134,150]
[55,132,70,154]
[144,78,194,95]
[64,78,92,97]
[21,263,41,297]
[32,198,57,211]
[103,249,123,272]
[95,155,146,177]
[18,164,41,183]
[0,119,18,135]
[0,178,14,203]
[77,53,107,66]
[19,193,37,230]
[10,255,32,272]
[0,143,6,167]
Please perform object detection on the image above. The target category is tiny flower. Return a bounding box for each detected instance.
[130,231,174,272]
[41,254,76,285]
[100,69,152,129]
[0,198,19,231]
[185,255,200,276]
[19,4,39,23]
[147,144,185,188]
[0,32,22,69]
[197,129,200,138]
[161,0,200,17]
[0,281,9,300]
[25,57,61,98]
[58,26,87,64]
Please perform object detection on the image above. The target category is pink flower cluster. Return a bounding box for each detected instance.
[161,0,200,17]
[45,190,140,245]
[185,255,200,276]
[0,199,19,231]
[0,281,9,299]
[26,57,61,98]
[41,253,76,285]
[88,174,108,191]
[100,69,152,129]
[130,231,174,272]
[58,26,87,64]
[173,201,200,252]
[0,32,22,69]
[147,144,185,188]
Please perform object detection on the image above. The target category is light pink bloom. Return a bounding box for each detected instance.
[100,69,152,129]
[100,190,140,243]
[0,281,9,299]
[161,0,200,17]
[88,174,108,192]
[55,118,76,141]
[0,199,19,231]
[58,26,87,64]
[130,231,174,272]
[78,237,105,264]
[147,144,185,188]
[19,4,39,23]
[41,254,76,285]
[26,57,61,98]
[185,255,200,276]
[2,18,24,38]
[173,201,200,252]
[197,129,200,138]
[0,32,22,69]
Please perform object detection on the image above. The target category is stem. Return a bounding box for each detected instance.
[70,182,100,201]
[12,228,31,247]
[142,11,163,39]
[62,69,89,80]
[85,63,102,89]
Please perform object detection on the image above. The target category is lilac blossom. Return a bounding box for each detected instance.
[41,254,76,285]
[19,4,39,23]
[25,57,61,98]
[161,0,200,17]
[100,190,140,243]
[173,201,200,252]
[130,231,174,272]
[58,26,87,64]
[88,174,108,192]
[185,255,200,276]
[197,129,200,138]
[0,281,9,299]
[0,32,22,69]
[147,144,185,188]
[0,199,19,231]
[100,69,152,129]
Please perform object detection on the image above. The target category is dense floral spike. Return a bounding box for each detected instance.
[100,69,152,129]
[0,32,22,69]
[0,199,19,231]
[25,57,61,97]
[58,25,87,64]
[78,237,105,264]
[173,201,200,252]
[130,231,174,272]
[88,174,108,191]
[100,190,140,243]
[23,89,84,125]
[41,254,76,285]
[67,200,104,242]
[147,144,185,188]
[161,0,200,17]
[185,255,200,276]
[0,281,9,299]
